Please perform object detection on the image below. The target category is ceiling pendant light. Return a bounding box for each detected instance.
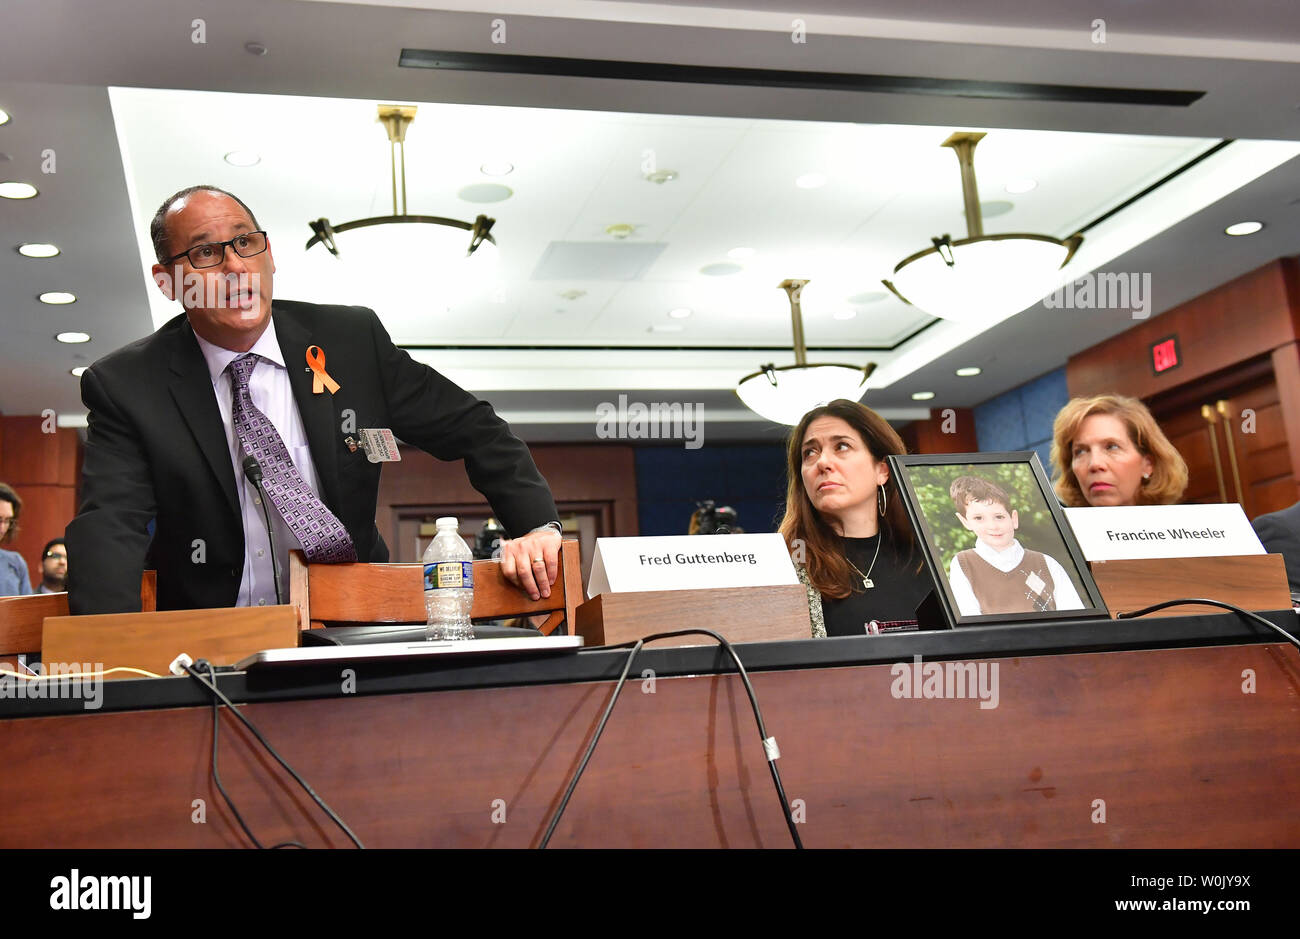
[736,279,876,425]
[305,105,497,264]
[883,132,1082,324]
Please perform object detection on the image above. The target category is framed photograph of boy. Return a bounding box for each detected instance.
[887,452,1109,627]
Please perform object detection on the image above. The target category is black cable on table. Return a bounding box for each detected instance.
[1115,598,1300,650]
[539,628,803,849]
[184,659,363,849]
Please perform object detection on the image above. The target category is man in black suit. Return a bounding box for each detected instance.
[67,186,562,614]
[1253,500,1300,597]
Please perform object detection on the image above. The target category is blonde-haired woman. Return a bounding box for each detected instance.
[1051,394,1188,507]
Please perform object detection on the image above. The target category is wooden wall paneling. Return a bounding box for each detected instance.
[1150,364,1294,517]
[0,417,63,484]
[1222,380,1295,516]
[375,443,641,560]
[901,408,979,455]
[0,418,81,587]
[1159,414,1224,504]
[1270,342,1300,506]
[1066,259,1297,400]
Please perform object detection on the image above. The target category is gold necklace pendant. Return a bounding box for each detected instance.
[845,543,880,590]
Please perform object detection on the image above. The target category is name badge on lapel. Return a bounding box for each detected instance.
[345,428,402,463]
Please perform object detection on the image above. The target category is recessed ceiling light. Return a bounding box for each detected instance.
[833,310,857,320]
[700,262,743,276]
[18,243,59,258]
[0,109,9,126]
[668,307,692,319]
[1224,221,1264,236]
[644,169,678,184]
[0,181,38,199]
[55,331,90,344]
[1005,178,1037,194]
[224,150,261,167]
[795,173,827,189]
[480,161,514,177]
[70,367,87,377]
[980,200,1014,218]
[727,247,755,259]
[39,292,76,305]
[649,324,684,333]
[955,366,982,377]
[911,391,936,401]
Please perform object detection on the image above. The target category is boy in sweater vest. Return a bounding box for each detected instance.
[947,476,1084,616]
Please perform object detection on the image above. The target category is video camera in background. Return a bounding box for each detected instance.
[690,499,741,535]
[474,518,506,560]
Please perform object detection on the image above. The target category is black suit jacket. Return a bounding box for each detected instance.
[66,300,558,614]
[1252,500,1300,596]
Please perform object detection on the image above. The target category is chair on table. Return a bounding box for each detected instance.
[0,571,157,665]
[288,539,583,635]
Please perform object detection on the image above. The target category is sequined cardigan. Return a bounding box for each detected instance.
[795,565,827,639]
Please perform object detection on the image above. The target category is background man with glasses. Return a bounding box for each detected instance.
[67,185,562,614]
[0,482,32,597]
[38,538,67,594]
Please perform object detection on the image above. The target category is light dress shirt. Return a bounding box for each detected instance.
[193,321,321,607]
[947,538,1084,616]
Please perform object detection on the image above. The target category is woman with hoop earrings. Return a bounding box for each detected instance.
[780,400,930,637]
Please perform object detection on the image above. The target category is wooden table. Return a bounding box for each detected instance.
[2,610,1298,848]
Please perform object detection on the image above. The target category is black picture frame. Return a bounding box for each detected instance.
[887,451,1109,627]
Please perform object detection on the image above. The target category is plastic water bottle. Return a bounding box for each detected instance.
[423,517,475,641]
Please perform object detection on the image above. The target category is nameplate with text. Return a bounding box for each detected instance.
[1063,504,1264,561]
[587,533,798,597]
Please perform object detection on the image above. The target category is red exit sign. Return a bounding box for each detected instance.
[1151,335,1180,375]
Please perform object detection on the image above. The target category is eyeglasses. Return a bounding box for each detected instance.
[163,231,268,269]
[0,518,13,529]
[45,551,67,560]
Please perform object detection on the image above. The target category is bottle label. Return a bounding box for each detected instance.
[426,561,473,589]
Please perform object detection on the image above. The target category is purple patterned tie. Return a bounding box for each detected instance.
[227,353,357,563]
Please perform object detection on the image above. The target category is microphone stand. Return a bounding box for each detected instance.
[242,456,284,606]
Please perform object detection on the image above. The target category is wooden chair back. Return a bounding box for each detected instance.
[288,540,583,636]
[0,593,68,657]
[0,571,158,660]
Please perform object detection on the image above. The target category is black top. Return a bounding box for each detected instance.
[822,533,934,637]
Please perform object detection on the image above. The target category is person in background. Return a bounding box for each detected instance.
[0,482,32,597]
[1051,394,1188,507]
[779,399,930,637]
[1251,500,1300,598]
[38,538,68,593]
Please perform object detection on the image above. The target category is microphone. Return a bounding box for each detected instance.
[242,455,284,606]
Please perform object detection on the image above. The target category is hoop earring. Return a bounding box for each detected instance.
[877,485,887,517]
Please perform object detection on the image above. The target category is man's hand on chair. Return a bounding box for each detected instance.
[499,527,562,600]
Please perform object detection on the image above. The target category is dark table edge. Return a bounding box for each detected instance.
[2,608,1295,719]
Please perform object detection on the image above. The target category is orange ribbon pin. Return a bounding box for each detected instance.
[306,345,340,394]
